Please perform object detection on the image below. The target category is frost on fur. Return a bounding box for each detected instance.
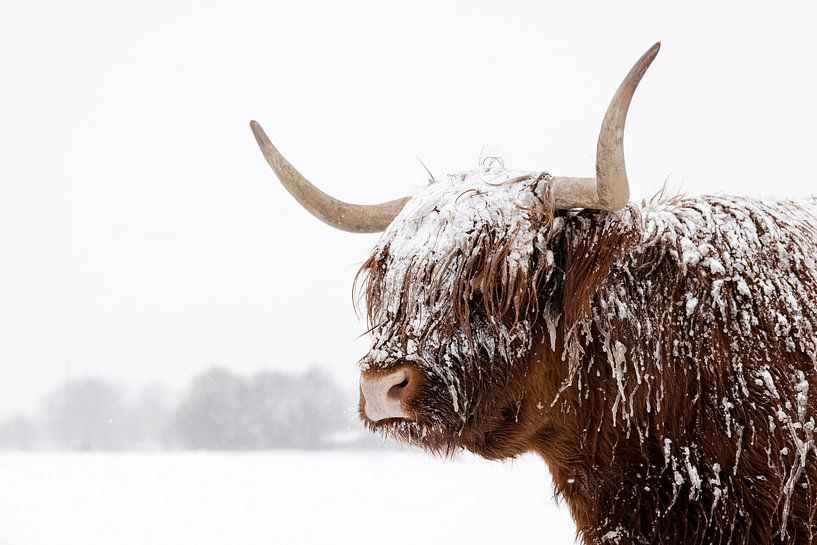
[358,165,817,544]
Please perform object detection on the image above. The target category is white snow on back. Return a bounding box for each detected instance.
[558,193,817,539]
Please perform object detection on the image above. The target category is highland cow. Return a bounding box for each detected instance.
[251,43,817,544]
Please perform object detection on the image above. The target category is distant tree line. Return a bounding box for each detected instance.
[0,367,385,450]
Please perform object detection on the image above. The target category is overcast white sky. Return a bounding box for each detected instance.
[1,0,816,419]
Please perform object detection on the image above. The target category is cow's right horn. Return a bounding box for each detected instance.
[550,42,660,211]
[250,121,409,233]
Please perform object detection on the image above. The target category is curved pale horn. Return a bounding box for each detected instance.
[250,121,410,233]
[551,42,661,210]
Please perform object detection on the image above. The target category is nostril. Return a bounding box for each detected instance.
[360,365,419,422]
[387,373,410,400]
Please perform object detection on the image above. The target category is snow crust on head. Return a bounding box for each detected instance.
[358,166,555,423]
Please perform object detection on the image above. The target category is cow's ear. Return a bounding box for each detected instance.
[562,210,636,326]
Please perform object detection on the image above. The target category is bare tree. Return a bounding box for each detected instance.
[124,382,172,449]
[41,377,127,450]
[168,366,348,449]
[167,367,250,449]
[0,415,36,449]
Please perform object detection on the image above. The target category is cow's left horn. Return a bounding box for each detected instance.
[550,42,660,210]
[250,121,410,233]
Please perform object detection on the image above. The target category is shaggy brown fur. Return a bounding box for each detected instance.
[357,170,817,545]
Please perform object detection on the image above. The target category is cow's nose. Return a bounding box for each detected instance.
[360,365,418,422]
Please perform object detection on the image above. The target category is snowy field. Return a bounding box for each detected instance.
[0,450,576,545]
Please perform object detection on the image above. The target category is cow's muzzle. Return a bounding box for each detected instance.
[359,364,420,422]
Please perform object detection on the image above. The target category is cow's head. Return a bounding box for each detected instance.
[251,43,660,457]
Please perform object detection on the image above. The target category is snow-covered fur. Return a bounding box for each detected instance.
[357,165,817,545]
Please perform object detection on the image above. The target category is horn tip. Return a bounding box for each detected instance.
[249,120,271,146]
[633,42,661,74]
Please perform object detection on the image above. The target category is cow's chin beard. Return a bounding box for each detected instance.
[361,402,531,460]
[363,417,463,456]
